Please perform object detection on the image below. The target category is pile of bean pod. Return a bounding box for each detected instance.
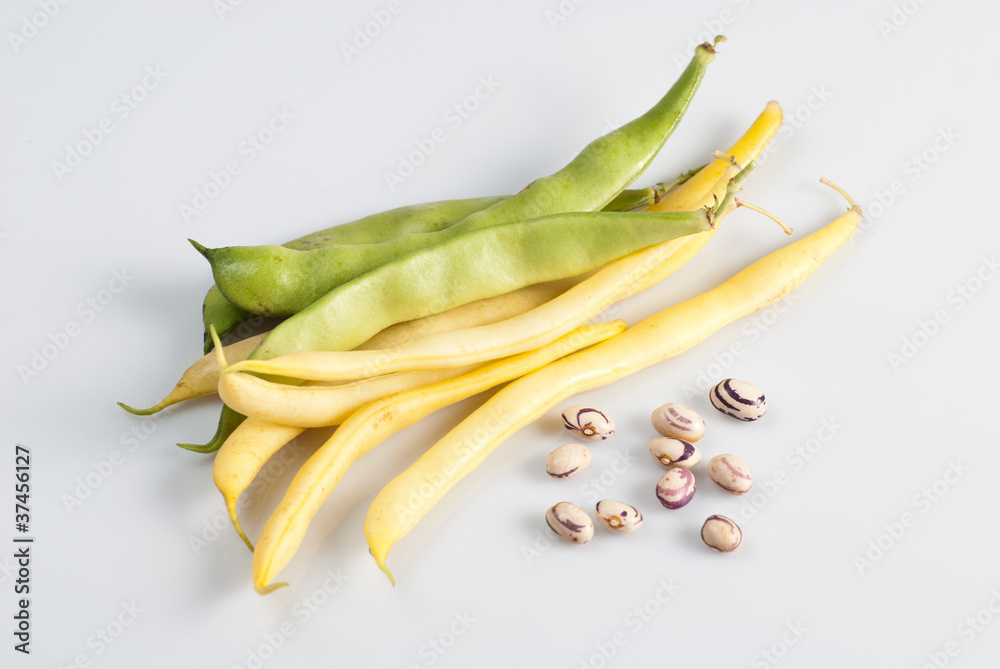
[118,35,864,592]
[545,377,766,552]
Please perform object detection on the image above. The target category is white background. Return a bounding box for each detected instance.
[3,0,999,667]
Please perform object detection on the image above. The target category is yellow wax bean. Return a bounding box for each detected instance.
[210,333,486,547]
[218,364,486,428]
[212,417,306,551]
[251,320,627,594]
[120,278,576,416]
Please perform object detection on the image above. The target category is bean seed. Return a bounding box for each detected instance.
[710,378,767,421]
[654,468,697,509]
[561,406,615,441]
[545,443,592,479]
[701,515,743,552]
[707,454,753,495]
[648,437,702,469]
[595,500,643,533]
[545,502,595,544]
[650,402,705,441]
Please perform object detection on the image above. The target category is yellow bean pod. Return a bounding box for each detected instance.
[212,417,306,550]
[218,364,486,428]
[251,320,627,594]
[117,335,264,415]
[120,278,577,416]
[365,198,861,582]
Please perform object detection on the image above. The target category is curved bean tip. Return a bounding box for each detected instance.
[712,150,740,169]
[188,238,211,257]
[255,581,289,596]
[209,325,230,371]
[117,400,156,416]
[175,440,218,454]
[819,177,858,209]
[227,499,254,552]
[734,199,793,236]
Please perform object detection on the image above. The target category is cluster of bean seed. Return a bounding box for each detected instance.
[543,378,766,552]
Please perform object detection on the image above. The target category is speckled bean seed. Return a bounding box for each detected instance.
[545,502,595,544]
[701,515,743,552]
[710,378,767,421]
[561,406,615,441]
[650,403,705,441]
[545,443,592,479]
[595,500,643,533]
[654,468,696,509]
[648,437,702,469]
[707,454,753,495]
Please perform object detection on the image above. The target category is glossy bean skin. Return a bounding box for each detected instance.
[596,500,643,533]
[545,502,595,544]
[701,515,742,551]
[707,454,753,495]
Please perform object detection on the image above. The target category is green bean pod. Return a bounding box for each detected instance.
[197,42,716,319]
[201,185,670,350]
[196,187,675,318]
[184,41,719,451]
